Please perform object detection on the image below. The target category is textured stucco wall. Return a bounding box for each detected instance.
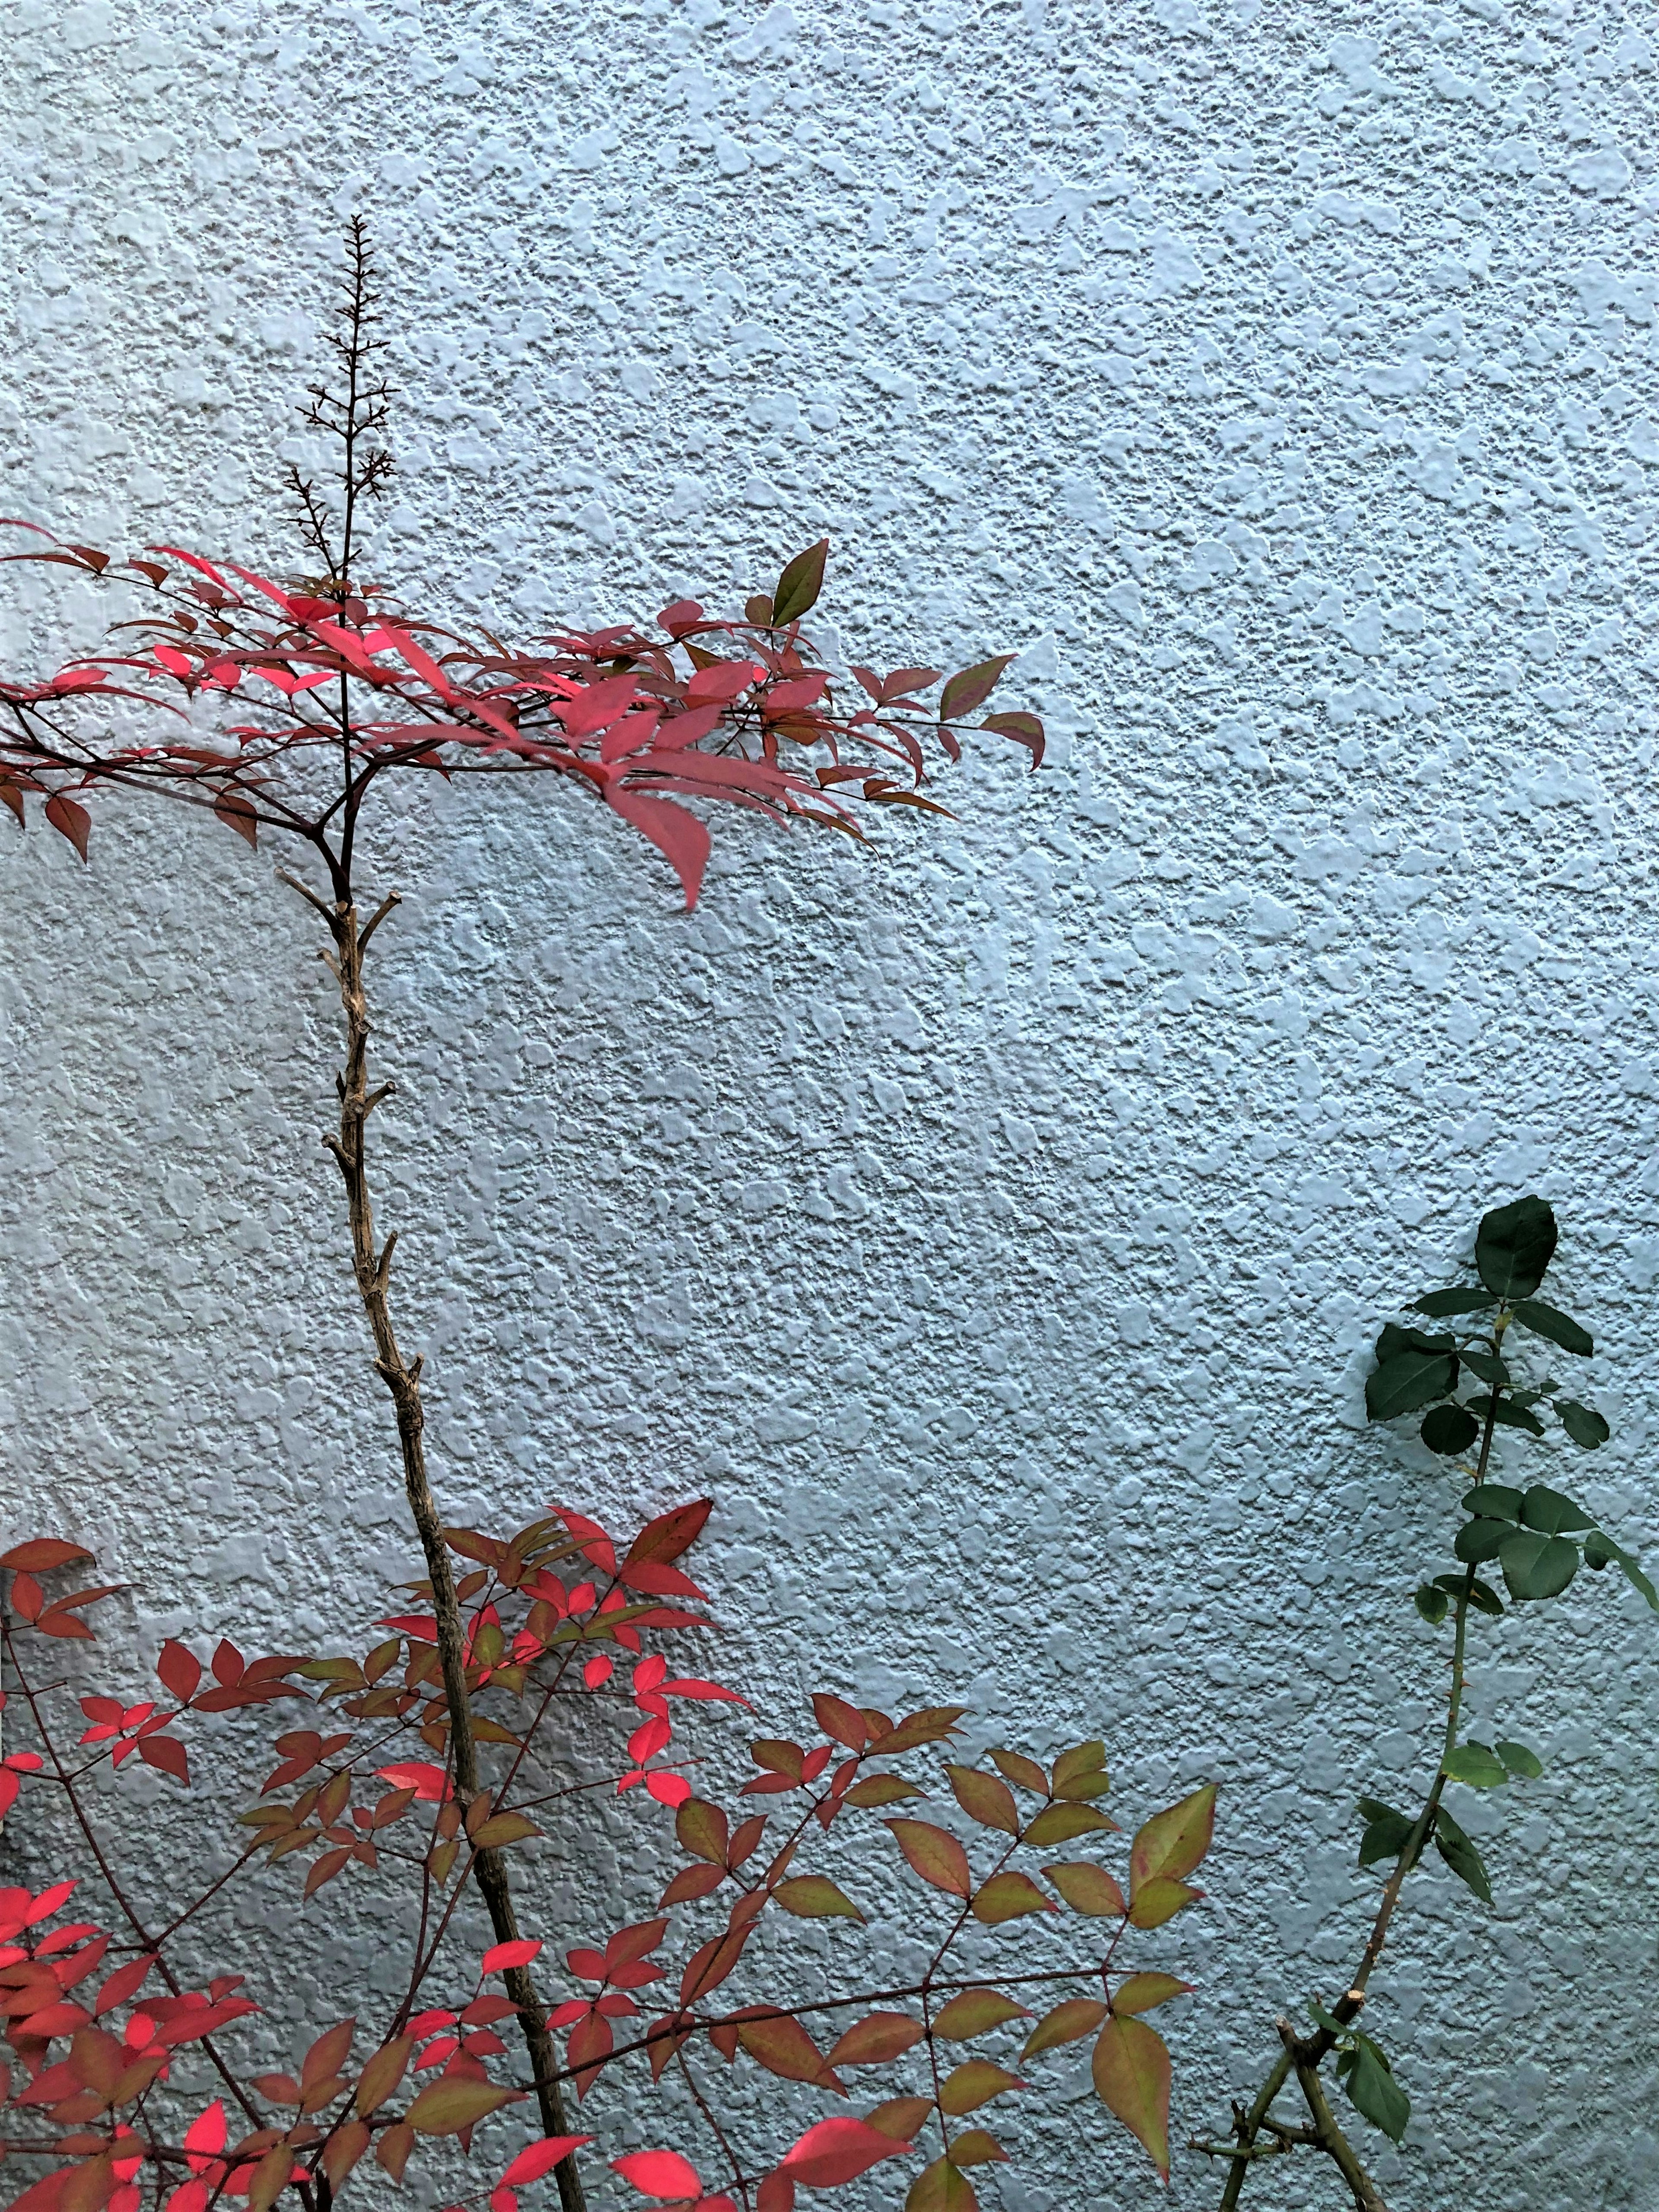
[3,0,1659,2205]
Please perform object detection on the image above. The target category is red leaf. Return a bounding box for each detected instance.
[625,1500,712,1567]
[612,2151,700,2201]
[614,1562,707,1600]
[375,1763,449,1802]
[94,1959,157,2017]
[43,793,90,861]
[498,2138,594,2189]
[0,1541,93,1573]
[777,2116,908,2187]
[156,1642,202,1703]
[137,1735,188,1785]
[886,1820,972,1898]
[602,788,710,910]
[939,655,1015,721]
[210,1640,244,1689]
[482,1940,542,1974]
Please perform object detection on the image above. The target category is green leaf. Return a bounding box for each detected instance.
[1459,1349,1510,1388]
[1376,1322,1457,1361]
[1510,1298,1592,1357]
[1442,1741,1507,1790]
[939,654,1016,722]
[1465,1577,1506,1618]
[1466,1394,1545,1438]
[1367,1351,1456,1423]
[1582,1530,1659,1612]
[771,539,829,624]
[1414,1583,1449,1625]
[1461,1484,1523,1522]
[1409,1287,1498,1317]
[1453,1517,1509,1565]
[1475,1194,1557,1300]
[1498,1529,1580,1602]
[1554,1399,1610,1450]
[1519,1484,1595,1535]
[1344,2037,1411,2144]
[1421,1405,1480,1457]
[1358,1809,1417,1868]
[1433,1807,1492,1904]
[1495,1740,1543,1780]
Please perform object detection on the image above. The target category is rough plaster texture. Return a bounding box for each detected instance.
[3,0,1659,2204]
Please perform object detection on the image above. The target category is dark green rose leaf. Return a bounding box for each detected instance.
[1459,1349,1510,1389]
[1499,1529,1580,1602]
[1414,1583,1449,1625]
[1409,1287,1498,1317]
[1582,1530,1659,1613]
[1465,1394,1545,1438]
[1510,1385,1552,1408]
[1454,1517,1510,1565]
[1377,1322,1457,1362]
[1519,1484,1595,1535]
[1443,1741,1507,1789]
[1554,1399,1610,1450]
[1433,1806,1492,1904]
[1465,1576,1506,1618]
[1344,2037,1411,2144]
[1358,1805,1419,1868]
[1475,1194,1557,1300]
[1510,1299,1592,1357]
[1367,1352,1457,1423]
[1421,1404,1480,1457]
[1495,1740,1543,1780]
[1460,1484,1523,1522]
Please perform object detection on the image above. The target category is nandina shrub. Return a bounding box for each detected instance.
[0,225,1215,2212]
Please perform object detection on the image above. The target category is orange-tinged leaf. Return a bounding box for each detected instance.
[1022,1999,1108,2059]
[737,2013,843,2093]
[320,2121,370,2187]
[1112,1973,1193,2015]
[1128,1877,1199,1929]
[407,2076,521,2134]
[660,1863,724,1906]
[865,2096,932,2142]
[1044,1862,1126,1917]
[303,2022,354,2089]
[472,1813,540,1847]
[1092,2015,1171,2180]
[0,1540,94,1572]
[987,1750,1046,1794]
[969,1871,1055,1925]
[1052,1742,1108,1789]
[1129,1785,1217,1895]
[356,2037,413,2116]
[867,1706,968,1755]
[905,2158,977,2212]
[931,1990,1030,2041]
[1021,1802,1118,1846]
[810,1694,868,1750]
[887,1820,971,1897]
[846,1776,925,1808]
[948,2132,1006,2168]
[939,655,1014,722]
[246,2148,291,2212]
[939,2060,1023,2117]
[773,1875,863,1921]
[827,2013,923,2068]
[375,2120,413,2182]
[676,1798,728,1864]
[944,1766,1018,1837]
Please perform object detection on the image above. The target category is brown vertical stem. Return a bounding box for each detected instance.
[1281,2026,1389,2212]
[310,886,586,2212]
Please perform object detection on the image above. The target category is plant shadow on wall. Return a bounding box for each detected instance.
[0,233,1653,2212]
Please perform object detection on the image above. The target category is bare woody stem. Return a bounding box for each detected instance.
[309,884,587,2212]
[1280,2024,1388,2212]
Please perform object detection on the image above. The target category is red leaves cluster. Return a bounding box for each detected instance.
[1,532,1042,907]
